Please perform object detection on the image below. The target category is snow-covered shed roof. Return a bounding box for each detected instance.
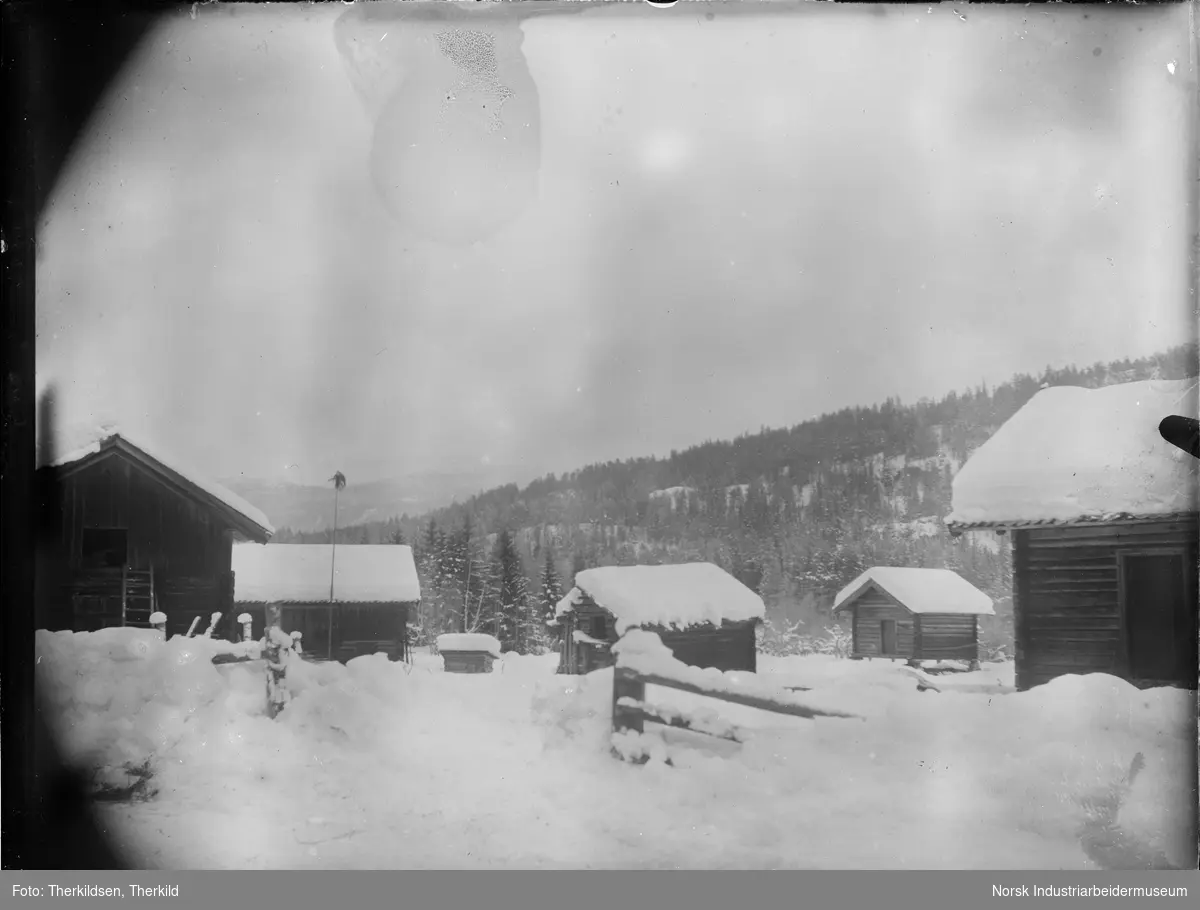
[554,563,766,634]
[232,544,420,604]
[437,633,501,656]
[945,379,1199,530]
[833,567,994,616]
[47,427,274,542]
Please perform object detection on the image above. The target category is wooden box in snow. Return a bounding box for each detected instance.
[552,563,765,676]
[946,379,1199,691]
[437,633,502,674]
[833,567,994,663]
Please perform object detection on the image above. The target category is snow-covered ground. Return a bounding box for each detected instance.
[35,628,1196,870]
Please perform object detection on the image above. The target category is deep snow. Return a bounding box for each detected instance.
[947,378,1199,526]
[556,563,766,634]
[232,543,421,604]
[34,628,1196,870]
[833,566,995,616]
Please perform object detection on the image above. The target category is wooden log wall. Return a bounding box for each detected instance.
[1016,518,1199,691]
[915,614,979,661]
[851,593,914,658]
[657,621,757,673]
[60,454,233,577]
[52,452,241,633]
[442,652,494,673]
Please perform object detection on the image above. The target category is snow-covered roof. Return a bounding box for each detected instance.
[946,379,1199,529]
[556,563,766,634]
[232,544,420,604]
[47,426,274,541]
[437,633,501,656]
[833,567,994,616]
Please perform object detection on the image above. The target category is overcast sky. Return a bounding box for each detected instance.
[36,2,1195,487]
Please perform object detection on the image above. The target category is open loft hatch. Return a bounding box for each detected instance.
[80,527,128,570]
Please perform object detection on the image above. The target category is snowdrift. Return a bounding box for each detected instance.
[34,628,1196,870]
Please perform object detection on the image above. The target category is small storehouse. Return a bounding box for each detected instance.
[833,567,994,663]
[946,378,1199,691]
[232,543,420,663]
[39,428,274,636]
[553,562,765,675]
[436,633,502,674]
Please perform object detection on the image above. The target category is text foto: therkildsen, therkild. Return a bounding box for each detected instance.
[12,884,181,898]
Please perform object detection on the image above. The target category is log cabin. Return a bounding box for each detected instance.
[833,566,994,663]
[232,543,419,662]
[946,378,1199,691]
[39,429,275,637]
[552,562,765,675]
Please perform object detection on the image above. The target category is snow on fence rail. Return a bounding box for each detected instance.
[610,630,860,763]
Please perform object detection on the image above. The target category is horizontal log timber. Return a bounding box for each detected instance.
[1027,520,1196,541]
[1028,571,1118,585]
[631,670,858,720]
[1025,555,1125,568]
[1024,625,1121,637]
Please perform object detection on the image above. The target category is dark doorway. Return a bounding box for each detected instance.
[1121,552,1195,686]
[880,619,897,655]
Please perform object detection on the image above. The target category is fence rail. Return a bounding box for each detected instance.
[610,633,859,763]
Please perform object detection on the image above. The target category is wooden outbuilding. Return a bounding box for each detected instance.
[552,563,765,675]
[946,378,1199,691]
[232,543,420,663]
[833,567,994,663]
[39,428,274,636]
[436,633,502,674]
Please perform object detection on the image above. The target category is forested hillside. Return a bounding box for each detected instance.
[273,344,1198,654]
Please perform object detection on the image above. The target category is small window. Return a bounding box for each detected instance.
[590,615,608,640]
[81,528,128,569]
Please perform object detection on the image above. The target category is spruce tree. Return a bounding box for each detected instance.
[539,549,564,645]
[493,529,530,652]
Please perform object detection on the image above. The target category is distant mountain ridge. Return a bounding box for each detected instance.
[254,345,1197,546]
[251,344,1197,649]
[222,468,537,534]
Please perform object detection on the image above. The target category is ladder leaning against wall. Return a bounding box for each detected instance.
[121,564,156,629]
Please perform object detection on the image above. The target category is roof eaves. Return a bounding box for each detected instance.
[945,510,1199,534]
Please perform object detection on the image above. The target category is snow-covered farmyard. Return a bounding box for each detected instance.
[945,378,1199,528]
[34,626,1195,870]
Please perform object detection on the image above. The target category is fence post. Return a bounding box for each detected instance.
[612,666,646,736]
[150,611,167,640]
[264,602,290,719]
[239,612,253,643]
[202,611,221,638]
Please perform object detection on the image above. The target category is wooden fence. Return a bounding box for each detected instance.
[611,634,859,762]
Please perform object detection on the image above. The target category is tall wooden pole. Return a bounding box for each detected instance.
[328,474,343,660]
[329,484,339,602]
